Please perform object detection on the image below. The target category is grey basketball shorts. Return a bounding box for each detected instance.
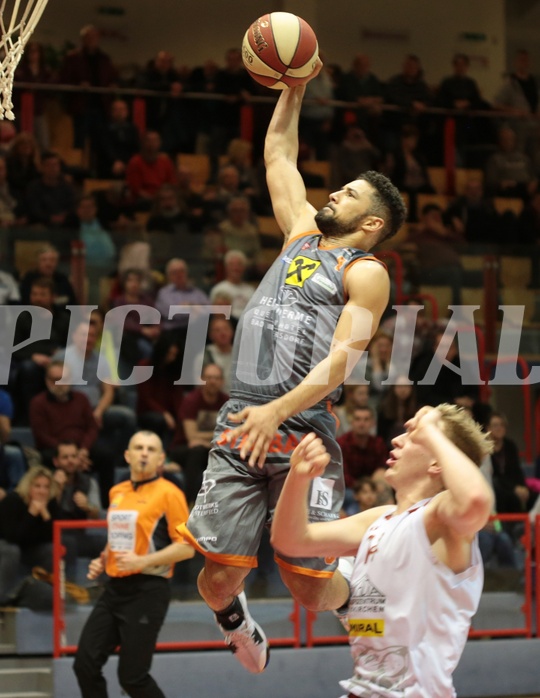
[178,398,345,578]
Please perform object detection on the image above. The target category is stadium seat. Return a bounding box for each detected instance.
[493,197,524,217]
[177,153,211,186]
[300,160,330,187]
[499,256,531,288]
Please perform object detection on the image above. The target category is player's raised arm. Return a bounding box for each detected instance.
[413,408,494,540]
[271,433,392,558]
[264,62,322,241]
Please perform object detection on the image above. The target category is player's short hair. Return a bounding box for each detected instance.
[355,170,407,243]
[436,403,493,466]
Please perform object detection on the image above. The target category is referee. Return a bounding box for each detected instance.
[73,430,194,698]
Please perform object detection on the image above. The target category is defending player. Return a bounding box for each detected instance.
[272,407,493,696]
[178,61,407,673]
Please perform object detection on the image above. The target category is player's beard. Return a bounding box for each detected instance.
[315,207,367,238]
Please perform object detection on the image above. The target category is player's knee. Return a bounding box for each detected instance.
[280,571,331,611]
[200,563,247,600]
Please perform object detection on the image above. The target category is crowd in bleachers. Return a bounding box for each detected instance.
[0,24,539,606]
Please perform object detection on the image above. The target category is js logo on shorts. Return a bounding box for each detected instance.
[310,477,335,510]
[285,256,321,288]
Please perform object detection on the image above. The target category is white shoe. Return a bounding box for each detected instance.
[216,592,270,673]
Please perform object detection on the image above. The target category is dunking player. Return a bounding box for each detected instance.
[178,62,407,673]
[272,406,493,697]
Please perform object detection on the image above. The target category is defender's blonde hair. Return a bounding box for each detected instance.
[436,403,493,466]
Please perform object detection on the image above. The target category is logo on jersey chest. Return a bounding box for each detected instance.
[285,255,321,287]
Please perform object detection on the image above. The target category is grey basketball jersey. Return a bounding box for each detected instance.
[230,231,386,405]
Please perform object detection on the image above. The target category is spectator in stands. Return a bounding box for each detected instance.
[350,476,380,515]
[137,334,185,446]
[487,412,533,514]
[218,195,261,260]
[111,268,160,363]
[410,326,480,408]
[52,320,136,457]
[23,151,76,228]
[364,330,394,397]
[20,243,77,307]
[76,194,116,303]
[385,123,435,221]
[334,384,377,437]
[300,57,335,160]
[5,131,40,206]
[193,316,234,393]
[337,53,384,143]
[13,42,54,150]
[225,138,258,192]
[52,441,106,571]
[97,98,140,179]
[436,53,492,163]
[436,53,484,112]
[30,361,118,505]
[479,449,518,572]
[154,258,210,341]
[0,154,18,226]
[376,376,418,448]
[0,389,27,499]
[210,48,253,165]
[59,24,118,150]
[0,256,20,304]
[12,277,70,423]
[493,49,540,154]
[0,465,61,599]
[330,126,382,190]
[446,176,501,244]
[337,406,390,514]
[412,202,471,305]
[205,163,244,222]
[138,50,182,132]
[209,249,254,324]
[146,183,186,234]
[380,296,434,361]
[484,125,538,200]
[169,363,228,504]
[189,58,220,153]
[53,441,102,520]
[125,130,177,207]
[384,54,433,151]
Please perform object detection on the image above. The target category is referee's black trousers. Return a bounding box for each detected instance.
[73,574,171,698]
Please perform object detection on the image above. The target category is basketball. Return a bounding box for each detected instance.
[242,12,319,90]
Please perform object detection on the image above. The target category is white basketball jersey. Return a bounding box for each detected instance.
[340,498,483,698]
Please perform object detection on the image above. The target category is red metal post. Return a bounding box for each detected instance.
[443,116,456,195]
[20,91,34,134]
[132,97,147,135]
[483,255,498,355]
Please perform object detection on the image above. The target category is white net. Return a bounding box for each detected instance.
[0,0,49,119]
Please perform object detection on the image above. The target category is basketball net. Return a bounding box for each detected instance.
[0,0,49,119]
